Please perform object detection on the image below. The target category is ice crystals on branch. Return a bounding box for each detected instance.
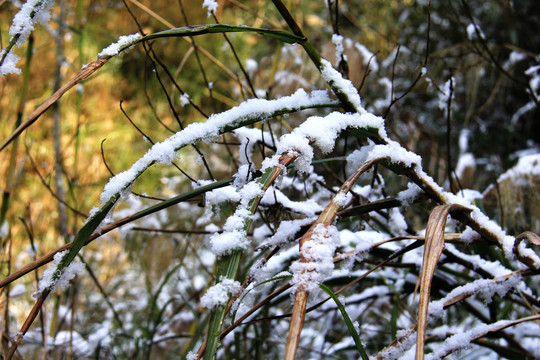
[97,33,142,58]
[37,250,85,295]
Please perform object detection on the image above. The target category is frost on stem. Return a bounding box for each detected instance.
[0,0,55,76]
[97,33,142,59]
[37,250,85,294]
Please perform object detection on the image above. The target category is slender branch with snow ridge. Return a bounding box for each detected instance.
[94,89,334,210]
[97,33,142,59]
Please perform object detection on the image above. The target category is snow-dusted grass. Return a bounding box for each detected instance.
[1,1,539,360]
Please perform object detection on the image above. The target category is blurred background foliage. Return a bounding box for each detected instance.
[0,0,539,358]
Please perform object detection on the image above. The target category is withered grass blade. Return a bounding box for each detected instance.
[416,204,470,360]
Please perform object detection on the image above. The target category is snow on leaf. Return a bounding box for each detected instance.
[200,278,241,309]
[97,33,142,58]
[37,250,85,294]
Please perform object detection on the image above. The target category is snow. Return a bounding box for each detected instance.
[332,191,352,207]
[245,58,258,73]
[516,240,540,268]
[461,226,480,244]
[332,34,345,64]
[425,319,512,360]
[97,33,142,58]
[9,283,26,297]
[179,93,190,107]
[262,111,386,174]
[202,0,219,17]
[438,77,455,113]
[351,40,379,72]
[208,182,263,256]
[233,127,274,166]
[186,351,199,360]
[204,184,241,205]
[200,278,241,309]
[320,58,366,114]
[0,51,22,76]
[466,23,485,41]
[506,51,528,68]
[0,0,54,76]
[347,140,422,172]
[397,182,422,206]
[388,208,407,235]
[383,274,523,360]
[9,0,55,47]
[466,23,476,40]
[455,152,475,181]
[37,250,85,294]
[0,220,9,238]
[497,153,540,186]
[261,188,323,217]
[261,218,314,248]
[290,224,340,293]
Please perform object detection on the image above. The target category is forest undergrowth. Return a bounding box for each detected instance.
[1,0,540,359]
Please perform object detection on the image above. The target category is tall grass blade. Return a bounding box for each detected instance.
[320,283,369,360]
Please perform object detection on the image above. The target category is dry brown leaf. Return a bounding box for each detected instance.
[513,231,540,269]
[416,204,470,360]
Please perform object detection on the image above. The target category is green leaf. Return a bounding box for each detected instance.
[139,24,304,45]
[319,283,369,360]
